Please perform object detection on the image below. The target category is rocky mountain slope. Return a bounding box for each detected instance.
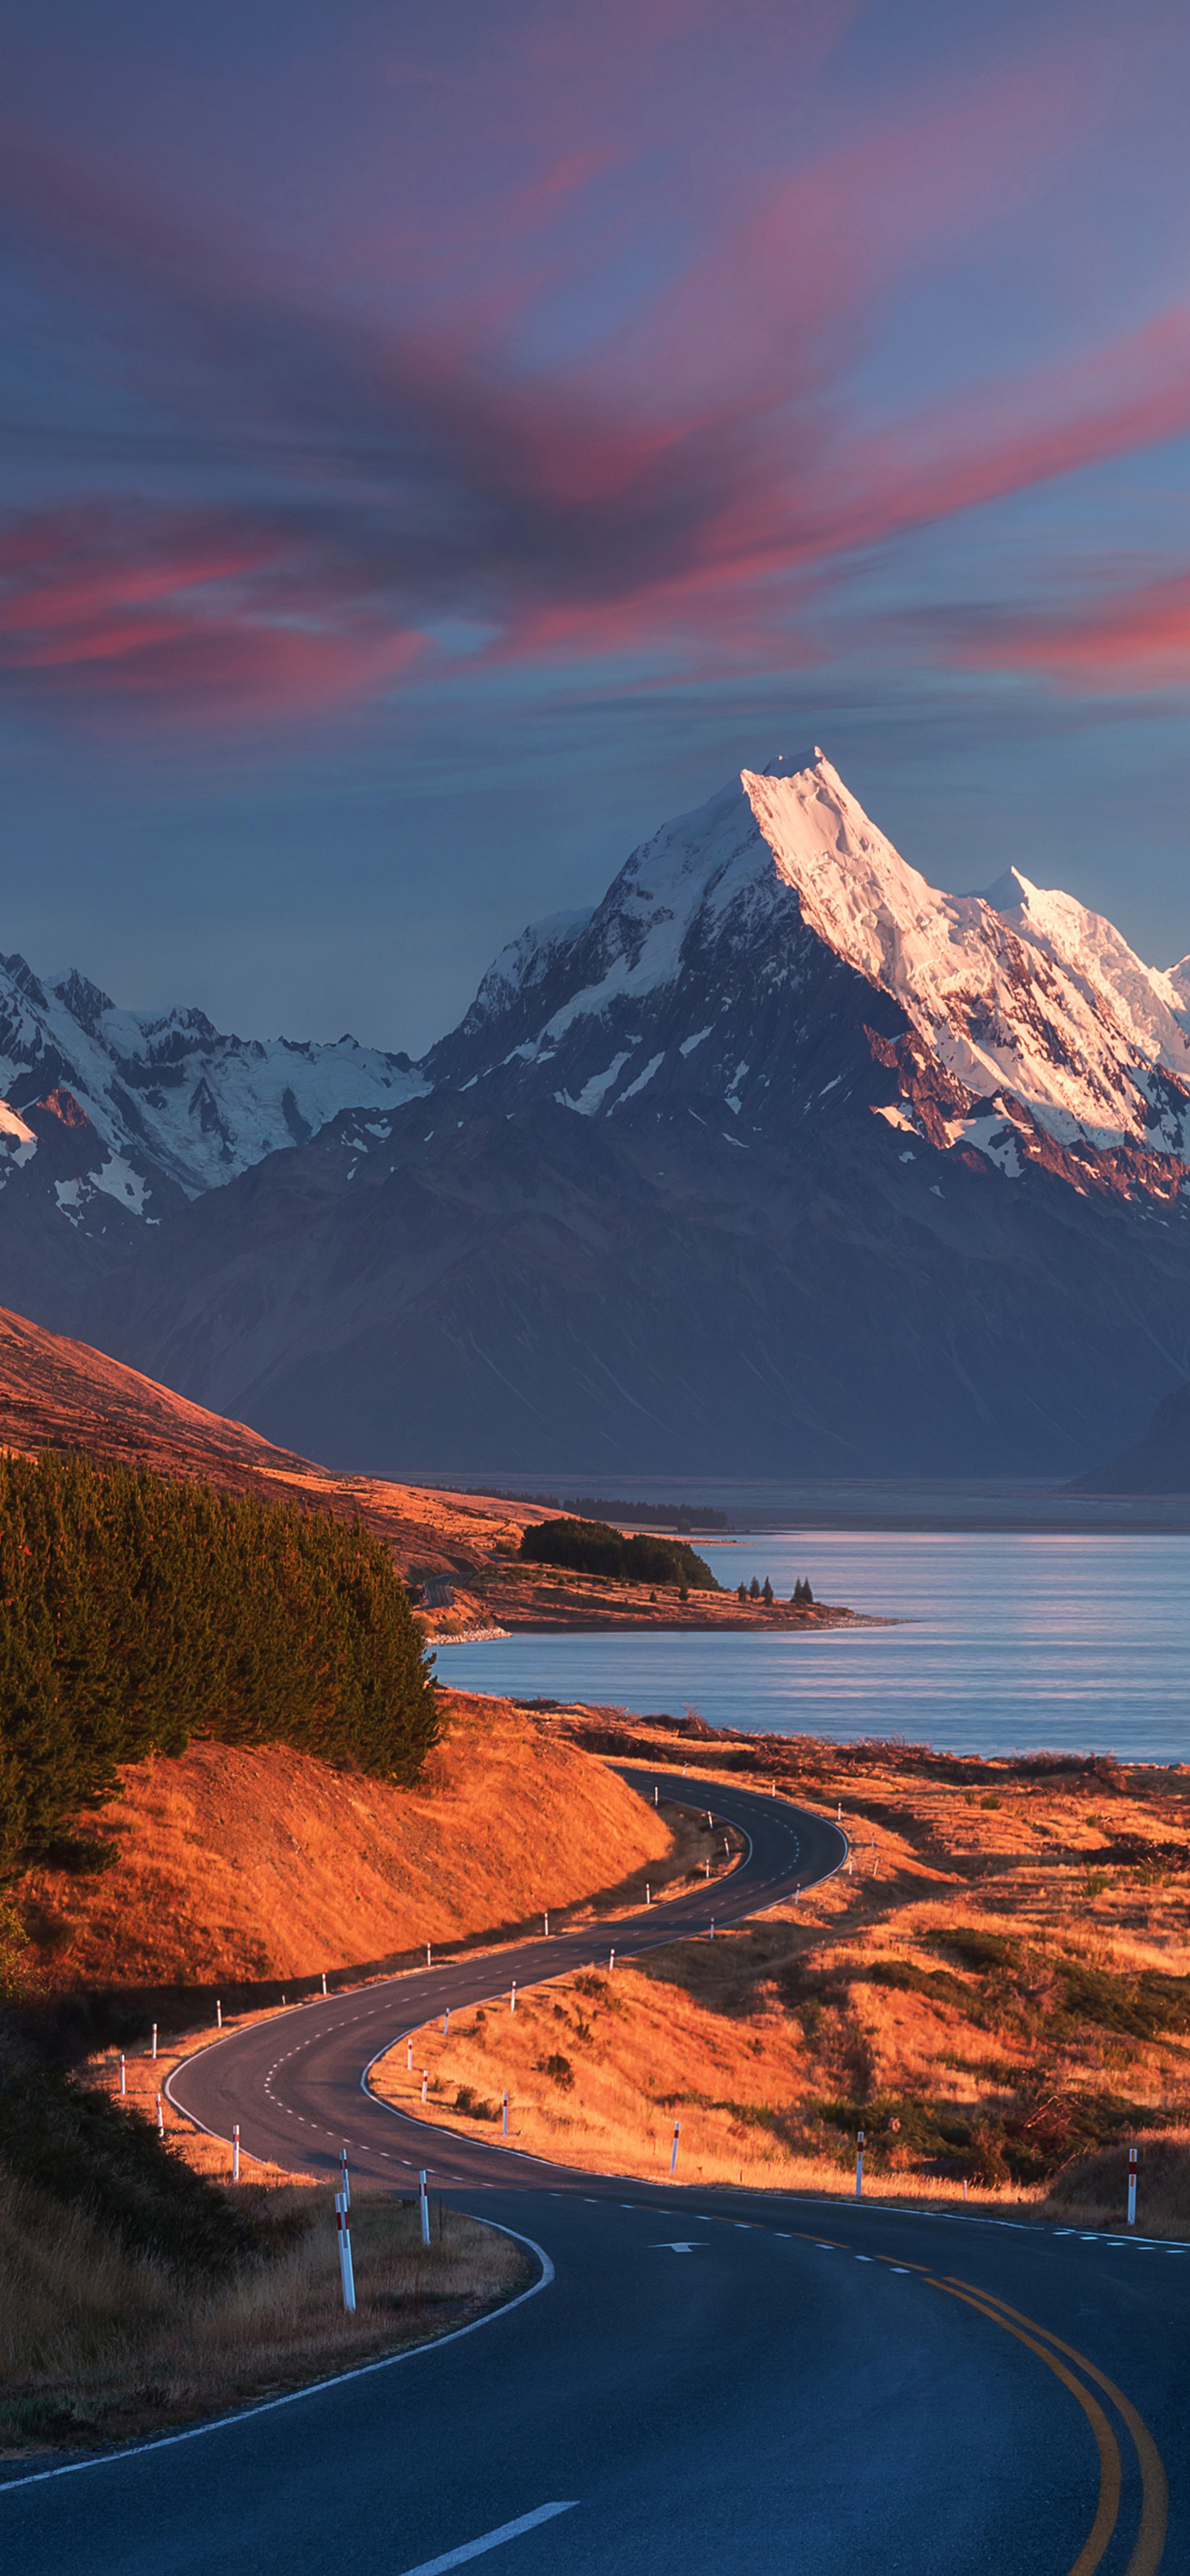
[0,952,423,1324]
[1072,1380,1190,1495]
[8,751,1190,1477]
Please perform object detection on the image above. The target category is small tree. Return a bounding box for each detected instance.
[762,1577,774,1606]
[749,1576,761,1601]
[737,1582,748,1602]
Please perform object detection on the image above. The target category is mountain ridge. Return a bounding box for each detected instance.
[4,748,1189,1476]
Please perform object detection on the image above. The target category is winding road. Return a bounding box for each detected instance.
[3,1772,1181,2573]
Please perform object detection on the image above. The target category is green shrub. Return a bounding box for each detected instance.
[537,2053,574,2090]
[453,2086,498,2120]
[518,1518,719,1590]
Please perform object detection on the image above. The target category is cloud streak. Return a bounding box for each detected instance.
[0,15,1185,729]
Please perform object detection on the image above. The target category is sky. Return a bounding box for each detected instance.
[1,0,1189,1054]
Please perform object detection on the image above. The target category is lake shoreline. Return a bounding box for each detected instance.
[433,1524,1190,1763]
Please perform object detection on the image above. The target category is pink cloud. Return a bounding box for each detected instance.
[0,507,423,722]
[0,21,1183,727]
[945,568,1190,692]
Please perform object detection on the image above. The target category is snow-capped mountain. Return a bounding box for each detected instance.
[426,750,1190,1195]
[0,951,426,1248]
[9,748,1190,1478]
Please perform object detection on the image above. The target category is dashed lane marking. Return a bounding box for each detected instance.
[396,2502,580,2575]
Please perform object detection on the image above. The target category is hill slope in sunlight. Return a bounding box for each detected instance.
[15,1693,671,1989]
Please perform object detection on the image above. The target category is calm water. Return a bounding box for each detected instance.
[437,1532,1190,1762]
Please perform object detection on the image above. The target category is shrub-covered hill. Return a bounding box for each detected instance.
[0,1449,437,1879]
[519,1516,719,1589]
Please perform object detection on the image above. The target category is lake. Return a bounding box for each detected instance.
[436,1530,1190,1763]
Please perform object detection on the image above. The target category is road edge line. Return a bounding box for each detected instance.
[0,2221,555,2496]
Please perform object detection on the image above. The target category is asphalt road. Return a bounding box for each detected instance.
[3,1773,1181,2574]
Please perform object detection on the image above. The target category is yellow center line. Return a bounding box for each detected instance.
[944,2281,1169,2576]
[786,2229,1164,2575]
[935,2280,1121,2576]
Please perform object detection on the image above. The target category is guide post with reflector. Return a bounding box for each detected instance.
[1128,2145,1138,2228]
[855,2129,865,2198]
[335,2190,355,2312]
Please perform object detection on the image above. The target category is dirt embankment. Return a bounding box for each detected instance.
[15,1691,672,1992]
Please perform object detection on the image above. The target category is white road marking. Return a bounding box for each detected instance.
[396,2502,579,2573]
[651,2242,705,2252]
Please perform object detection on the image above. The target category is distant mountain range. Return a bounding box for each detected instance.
[6,750,1190,1476]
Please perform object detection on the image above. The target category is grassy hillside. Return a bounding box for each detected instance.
[382,1720,1190,2227]
[15,1691,672,1989]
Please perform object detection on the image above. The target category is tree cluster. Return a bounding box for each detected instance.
[734,1575,813,1605]
[0,1450,438,1880]
[518,1517,719,1590]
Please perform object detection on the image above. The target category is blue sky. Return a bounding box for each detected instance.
[0,0,1188,1053]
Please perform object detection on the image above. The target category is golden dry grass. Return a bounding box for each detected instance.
[374,1742,1190,2226]
[1040,2133,1190,2234]
[0,2170,529,2456]
[370,1957,1037,2207]
[17,1689,672,1989]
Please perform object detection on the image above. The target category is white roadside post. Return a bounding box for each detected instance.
[341,2148,350,2208]
[608,1949,615,1974]
[426,1943,432,1968]
[335,2191,356,2312]
[216,1998,222,2027]
[1128,2146,1138,2228]
[502,2092,509,2138]
[118,2053,126,2096]
[419,2170,430,2247]
[322,1971,328,1996]
[510,1981,517,2014]
[653,1785,659,1807]
[646,1884,651,1907]
[421,2069,428,2104]
[670,2120,681,2177]
[407,2036,413,2071]
[543,1911,549,1936]
[151,2022,158,2062]
[443,2008,450,2037]
[855,2129,865,2198]
[709,1919,714,1941]
[156,2092,165,2136]
[232,2123,240,2182]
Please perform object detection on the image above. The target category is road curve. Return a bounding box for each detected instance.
[3,1775,1182,2574]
